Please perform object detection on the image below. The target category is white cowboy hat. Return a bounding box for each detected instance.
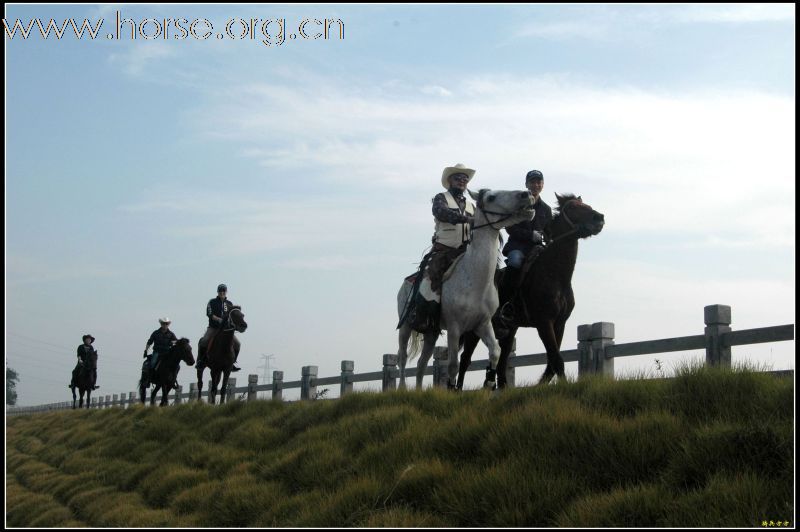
[158,317,171,325]
[441,163,476,189]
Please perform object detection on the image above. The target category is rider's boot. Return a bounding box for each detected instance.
[498,266,522,323]
[231,349,241,372]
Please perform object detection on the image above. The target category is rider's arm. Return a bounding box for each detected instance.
[208,300,223,323]
[506,221,533,242]
[432,193,471,224]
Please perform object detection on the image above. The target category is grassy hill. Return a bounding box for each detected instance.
[6,365,794,527]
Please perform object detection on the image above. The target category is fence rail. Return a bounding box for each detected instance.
[7,304,794,415]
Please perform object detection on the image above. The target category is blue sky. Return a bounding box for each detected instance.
[5,4,795,405]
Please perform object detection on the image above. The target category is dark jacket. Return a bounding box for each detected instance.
[76,344,96,363]
[502,197,553,256]
[207,297,236,328]
[146,328,178,354]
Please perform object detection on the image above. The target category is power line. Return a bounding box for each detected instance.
[257,354,276,385]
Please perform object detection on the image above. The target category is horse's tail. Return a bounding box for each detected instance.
[407,330,423,360]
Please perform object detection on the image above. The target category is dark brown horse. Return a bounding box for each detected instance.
[457,193,605,389]
[70,350,97,409]
[197,307,247,404]
[139,338,195,407]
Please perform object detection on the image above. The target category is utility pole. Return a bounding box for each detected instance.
[258,354,276,386]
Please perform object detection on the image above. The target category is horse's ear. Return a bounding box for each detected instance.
[467,189,479,201]
[577,195,582,202]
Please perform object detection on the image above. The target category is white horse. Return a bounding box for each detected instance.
[397,189,535,389]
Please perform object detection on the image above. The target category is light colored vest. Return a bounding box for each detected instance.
[433,191,475,248]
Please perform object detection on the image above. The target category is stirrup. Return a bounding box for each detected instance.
[498,301,515,322]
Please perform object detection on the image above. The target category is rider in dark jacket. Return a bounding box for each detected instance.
[69,334,99,389]
[143,318,178,379]
[499,170,553,322]
[197,283,241,371]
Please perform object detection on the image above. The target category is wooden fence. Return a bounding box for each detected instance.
[7,304,794,415]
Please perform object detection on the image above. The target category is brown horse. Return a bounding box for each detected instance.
[70,350,97,409]
[140,338,195,407]
[457,193,605,389]
[197,307,247,404]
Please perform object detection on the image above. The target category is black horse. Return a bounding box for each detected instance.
[71,350,97,409]
[458,194,605,389]
[197,307,247,404]
[139,338,195,406]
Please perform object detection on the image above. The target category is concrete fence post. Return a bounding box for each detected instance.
[174,385,183,405]
[226,378,237,402]
[382,354,398,392]
[189,383,197,402]
[247,374,258,402]
[432,346,449,388]
[112,394,119,408]
[591,322,615,377]
[272,371,284,401]
[341,361,354,396]
[705,304,732,368]
[301,366,318,400]
[577,324,593,377]
[129,391,137,407]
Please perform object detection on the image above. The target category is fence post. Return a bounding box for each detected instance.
[704,304,732,368]
[189,383,197,402]
[112,394,119,408]
[591,322,615,377]
[341,361,354,396]
[382,355,398,392]
[226,378,237,402]
[577,324,593,377]
[129,391,137,407]
[174,385,183,405]
[301,366,318,400]
[247,374,258,402]
[272,371,284,401]
[432,346,449,388]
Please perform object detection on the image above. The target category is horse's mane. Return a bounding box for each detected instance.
[551,193,579,217]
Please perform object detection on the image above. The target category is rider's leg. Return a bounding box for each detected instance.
[197,327,214,369]
[499,250,525,321]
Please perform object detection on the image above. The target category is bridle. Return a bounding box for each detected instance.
[547,199,594,245]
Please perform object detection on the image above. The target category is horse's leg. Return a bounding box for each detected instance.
[150,384,159,406]
[415,332,438,389]
[397,324,412,390]
[474,320,502,389]
[446,327,463,389]
[537,320,564,385]
[71,386,77,409]
[209,369,220,404]
[160,384,170,407]
[495,331,517,389]
[220,371,230,404]
[197,368,204,401]
[457,331,480,390]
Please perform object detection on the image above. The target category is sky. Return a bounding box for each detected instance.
[5,3,795,406]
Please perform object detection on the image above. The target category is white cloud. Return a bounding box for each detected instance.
[675,4,795,24]
[108,41,175,77]
[421,85,453,97]
[184,76,794,250]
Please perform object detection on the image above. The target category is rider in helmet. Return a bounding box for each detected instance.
[143,317,178,382]
[197,283,241,372]
[498,169,552,322]
[68,334,99,390]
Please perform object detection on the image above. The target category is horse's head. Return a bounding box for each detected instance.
[553,194,605,239]
[469,188,535,230]
[229,306,248,333]
[173,337,195,366]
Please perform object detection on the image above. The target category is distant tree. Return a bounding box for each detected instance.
[7,367,19,406]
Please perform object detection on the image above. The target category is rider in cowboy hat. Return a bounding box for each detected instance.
[498,169,553,322]
[69,334,99,390]
[143,317,178,380]
[428,163,477,293]
[407,164,477,332]
[197,283,241,372]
